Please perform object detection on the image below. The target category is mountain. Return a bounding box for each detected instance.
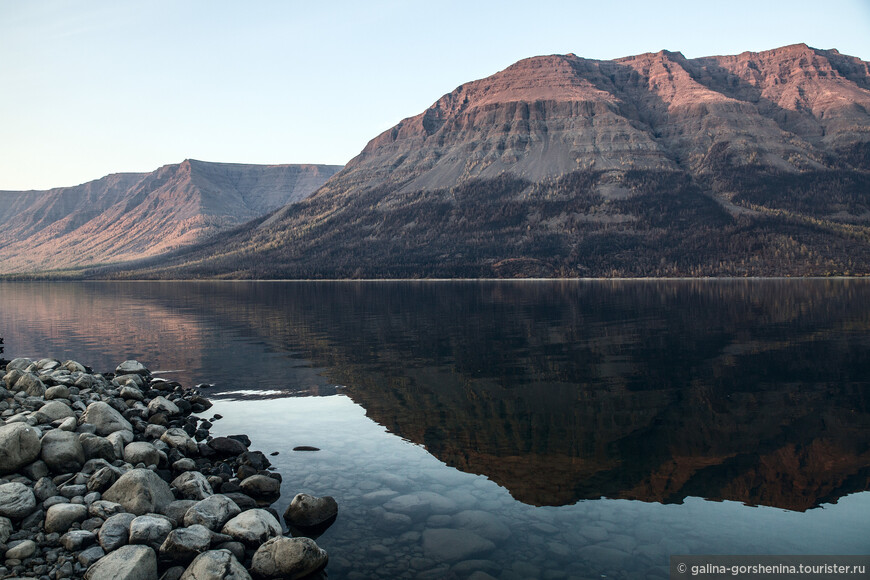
[0,160,342,274]
[107,44,870,279]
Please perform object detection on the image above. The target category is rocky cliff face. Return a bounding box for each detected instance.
[0,161,342,274]
[116,44,870,279]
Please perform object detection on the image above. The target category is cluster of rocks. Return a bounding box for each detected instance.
[0,357,338,580]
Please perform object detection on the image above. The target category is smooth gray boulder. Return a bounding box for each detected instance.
[120,386,144,401]
[13,372,45,397]
[36,400,76,421]
[89,500,125,519]
[81,401,133,435]
[116,360,149,376]
[63,360,87,373]
[80,433,117,462]
[98,512,137,552]
[162,499,198,527]
[45,503,89,533]
[44,384,71,400]
[5,357,33,372]
[124,441,161,466]
[0,423,42,474]
[0,482,36,520]
[129,514,174,550]
[161,428,198,455]
[103,468,174,515]
[107,430,133,458]
[87,466,121,493]
[159,524,212,565]
[171,471,213,500]
[148,396,180,416]
[180,549,251,580]
[41,429,86,473]
[60,529,97,551]
[115,374,145,389]
[239,474,280,499]
[221,509,282,546]
[115,359,150,375]
[84,544,157,580]
[6,538,37,559]
[183,495,241,531]
[283,493,337,528]
[251,536,328,580]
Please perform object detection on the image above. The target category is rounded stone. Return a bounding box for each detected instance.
[81,401,133,436]
[103,468,175,516]
[129,514,174,550]
[0,423,42,475]
[180,549,251,580]
[84,544,157,580]
[220,509,282,546]
[159,524,212,565]
[5,539,37,560]
[45,503,89,533]
[183,495,241,531]
[123,442,161,467]
[171,471,213,500]
[251,536,328,580]
[283,493,338,529]
[37,400,75,421]
[0,482,37,520]
[40,429,86,473]
[98,512,137,552]
[238,474,280,499]
[115,360,149,376]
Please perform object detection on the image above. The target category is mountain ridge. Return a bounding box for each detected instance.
[8,43,870,279]
[0,160,342,274]
[100,44,870,279]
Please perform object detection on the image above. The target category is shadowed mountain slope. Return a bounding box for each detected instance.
[76,46,870,277]
[0,160,342,274]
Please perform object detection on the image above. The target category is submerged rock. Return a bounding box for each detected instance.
[422,528,496,562]
[283,493,338,529]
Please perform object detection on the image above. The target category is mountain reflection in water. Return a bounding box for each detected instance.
[2,280,868,512]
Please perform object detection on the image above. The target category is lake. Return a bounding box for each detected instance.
[1,280,869,579]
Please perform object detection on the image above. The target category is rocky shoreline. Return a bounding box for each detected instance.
[0,357,336,580]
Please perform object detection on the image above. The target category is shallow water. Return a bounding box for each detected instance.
[1,280,869,578]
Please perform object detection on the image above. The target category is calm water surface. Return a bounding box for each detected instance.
[1,280,869,579]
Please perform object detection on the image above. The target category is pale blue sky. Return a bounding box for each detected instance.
[2,0,868,190]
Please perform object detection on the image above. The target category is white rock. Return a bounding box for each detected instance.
[221,509,282,546]
[84,544,157,580]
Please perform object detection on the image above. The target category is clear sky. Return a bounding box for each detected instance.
[2,0,868,190]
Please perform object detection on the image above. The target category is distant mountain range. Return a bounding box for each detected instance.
[0,160,341,274]
[5,43,870,278]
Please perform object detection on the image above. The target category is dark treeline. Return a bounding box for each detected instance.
[89,166,870,280]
